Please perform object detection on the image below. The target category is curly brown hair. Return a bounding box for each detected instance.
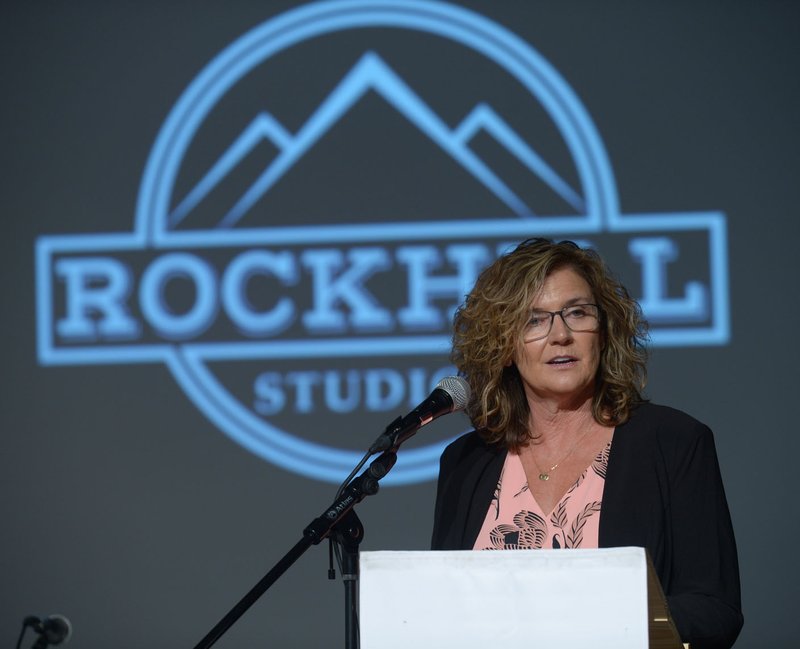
[451,238,649,450]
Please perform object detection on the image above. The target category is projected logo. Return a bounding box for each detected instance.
[35,0,729,484]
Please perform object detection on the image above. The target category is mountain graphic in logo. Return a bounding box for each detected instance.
[167,51,585,231]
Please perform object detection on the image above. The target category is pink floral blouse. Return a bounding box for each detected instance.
[473,442,612,550]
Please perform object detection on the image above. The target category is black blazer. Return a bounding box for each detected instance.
[431,403,743,649]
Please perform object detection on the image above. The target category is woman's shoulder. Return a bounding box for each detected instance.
[612,402,724,482]
[624,401,715,446]
[439,429,502,469]
[441,428,490,457]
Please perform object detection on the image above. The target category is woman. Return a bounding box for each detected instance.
[431,238,743,649]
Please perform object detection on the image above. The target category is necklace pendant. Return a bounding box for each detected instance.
[538,472,550,481]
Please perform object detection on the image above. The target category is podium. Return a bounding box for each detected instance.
[360,547,684,648]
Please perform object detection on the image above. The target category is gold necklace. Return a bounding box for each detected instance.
[530,429,590,481]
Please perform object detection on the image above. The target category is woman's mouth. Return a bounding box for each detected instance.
[547,356,577,365]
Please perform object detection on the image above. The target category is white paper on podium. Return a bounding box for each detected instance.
[360,547,649,649]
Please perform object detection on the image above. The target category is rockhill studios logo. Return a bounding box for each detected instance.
[35,0,729,484]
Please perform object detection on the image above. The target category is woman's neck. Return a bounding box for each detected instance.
[526,397,597,446]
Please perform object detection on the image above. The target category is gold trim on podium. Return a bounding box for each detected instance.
[646,554,684,649]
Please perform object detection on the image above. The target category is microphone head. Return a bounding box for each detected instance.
[435,376,470,411]
[41,614,72,645]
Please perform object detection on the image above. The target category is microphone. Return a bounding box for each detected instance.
[26,614,72,648]
[368,376,470,453]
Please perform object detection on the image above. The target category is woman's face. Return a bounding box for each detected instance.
[513,266,602,409]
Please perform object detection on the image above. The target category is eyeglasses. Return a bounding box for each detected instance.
[523,303,601,342]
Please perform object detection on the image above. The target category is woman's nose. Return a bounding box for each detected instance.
[549,313,573,340]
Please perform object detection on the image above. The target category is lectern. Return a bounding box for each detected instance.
[360,547,684,648]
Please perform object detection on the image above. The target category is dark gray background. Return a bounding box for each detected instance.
[2,1,798,647]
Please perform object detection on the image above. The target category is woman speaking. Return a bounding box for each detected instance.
[432,238,743,649]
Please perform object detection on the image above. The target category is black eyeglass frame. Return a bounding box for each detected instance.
[522,303,602,342]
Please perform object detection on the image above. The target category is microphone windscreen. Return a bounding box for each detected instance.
[435,376,470,411]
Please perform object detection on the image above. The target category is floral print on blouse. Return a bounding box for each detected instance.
[473,442,611,550]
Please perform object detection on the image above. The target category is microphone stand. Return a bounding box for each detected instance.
[192,450,397,649]
[332,508,364,649]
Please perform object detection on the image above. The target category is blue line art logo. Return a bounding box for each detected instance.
[35,0,730,485]
[169,51,585,229]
